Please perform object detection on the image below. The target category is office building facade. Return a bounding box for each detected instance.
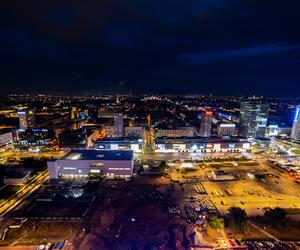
[199,111,212,137]
[217,123,236,137]
[114,113,124,137]
[17,110,36,129]
[291,105,300,140]
[239,102,269,138]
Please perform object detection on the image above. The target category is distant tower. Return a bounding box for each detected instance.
[71,107,79,119]
[239,101,269,138]
[17,110,36,129]
[199,110,212,137]
[143,114,155,152]
[114,113,124,137]
[116,96,120,104]
[146,114,151,127]
[291,105,300,140]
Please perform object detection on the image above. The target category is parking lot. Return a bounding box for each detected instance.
[75,178,215,250]
[202,161,300,216]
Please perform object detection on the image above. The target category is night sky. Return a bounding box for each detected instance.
[1,1,300,95]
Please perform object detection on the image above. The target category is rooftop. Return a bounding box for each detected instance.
[61,149,133,161]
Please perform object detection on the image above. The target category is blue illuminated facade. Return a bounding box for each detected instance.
[291,106,300,140]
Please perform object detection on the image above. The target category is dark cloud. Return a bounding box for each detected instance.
[179,43,300,64]
[0,0,300,95]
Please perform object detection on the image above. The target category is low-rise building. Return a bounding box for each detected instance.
[124,126,144,138]
[58,129,96,149]
[95,138,142,152]
[211,170,235,181]
[4,168,30,185]
[156,127,196,138]
[47,149,134,180]
[0,129,14,152]
[14,128,52,149]
[155,137,251,153]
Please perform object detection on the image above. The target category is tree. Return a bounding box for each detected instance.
[157,160,167,172]
[263,207,286,228]
[227,207,247,232]
[209,215,224,229]
[22,157,48,175]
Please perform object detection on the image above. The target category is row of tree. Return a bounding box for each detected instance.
[209,207,287,232]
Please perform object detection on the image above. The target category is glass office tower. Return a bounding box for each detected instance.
[239,101,269,139]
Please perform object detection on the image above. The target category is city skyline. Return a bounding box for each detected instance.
[1,1,300,249]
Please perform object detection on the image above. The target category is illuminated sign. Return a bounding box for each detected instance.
[229,144,235,148]
[90,169,101,173]
[111,144,119,150]
[157,144,165,150]
[219,113,232,120]
[131,144,139,151]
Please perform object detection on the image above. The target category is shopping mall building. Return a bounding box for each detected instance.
[155,137,251,153]
[48,149,134,180]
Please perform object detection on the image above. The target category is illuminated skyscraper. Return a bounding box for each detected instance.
[114,113,124,137]
[17,110,36,129]
[291,105,300,140]
[239,101,269,139]
[199,110,212,137]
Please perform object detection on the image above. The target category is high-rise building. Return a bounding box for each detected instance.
[114,113,124,137]
[217,123,236,137]
[239,101,269,139]
[291,105,300,140]
[199,110,212,137]
[71,107,79,119]
[17,110,36,129]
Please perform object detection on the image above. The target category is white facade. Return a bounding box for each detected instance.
[217,123,236,137]
[266,125,279,137]
[48,149,134,180]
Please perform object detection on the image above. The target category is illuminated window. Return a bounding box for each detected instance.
[90,169,101,173]
[90,162,104,167]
